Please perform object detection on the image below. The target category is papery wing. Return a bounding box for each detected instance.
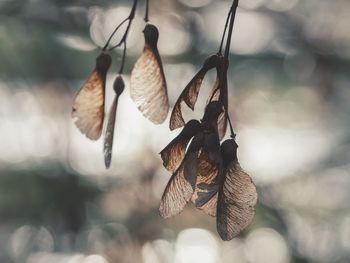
[169,72,204,130]
[206,77,220,105]
[159,160,195,218]
[191,150,220,217]
[217,161,258,240]
[72,70,104,140]
[130,45,169,124]
[103,96,119,169]
[217,110,228,140]
[197,193,218,217]
[206,77,227,140]
[160,120,201,173]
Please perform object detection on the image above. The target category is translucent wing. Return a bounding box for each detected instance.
[169,72,205,130]
[159,157,195,218]
[72,70,105,140]
[217,140,257,240]
[217,162,257,240]
[160,120,201,173]
[159,136,202,218]
[130,45,169,124]
[103,96,118,169]
[169,54,221,131]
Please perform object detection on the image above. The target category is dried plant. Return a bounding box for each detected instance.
[71,0,169,168]
[159,0,258,241]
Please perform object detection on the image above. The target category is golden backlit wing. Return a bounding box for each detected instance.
[72,70,104,140]
[130,45,169,124]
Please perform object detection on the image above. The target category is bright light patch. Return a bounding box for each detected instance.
[175,229,218,263]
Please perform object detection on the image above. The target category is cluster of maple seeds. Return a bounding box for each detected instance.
[71,0,257,241]
[72,0,168,168]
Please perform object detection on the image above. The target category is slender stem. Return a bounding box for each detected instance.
[119,41,127,74]
[224,0,239,61]
[218,6,232,55]
[103,0,138,51]
[223,0,239,138]
[145,0,149,22]
[102,17,128,51]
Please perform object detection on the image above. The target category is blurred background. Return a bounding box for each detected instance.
[0,0,350,262]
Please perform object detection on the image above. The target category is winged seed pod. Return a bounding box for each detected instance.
[160,119,201,174]
[169,54,224,131]
[159,101,223,218]
[72,53,111,140]
[217,139,257,240]
[103,75,125,169]
[130,24,169,124]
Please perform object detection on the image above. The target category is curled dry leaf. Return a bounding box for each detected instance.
[160,119,201,173]
[216,139,258,241]
[104,75,125,169]
[169,54,222,131]
[130,24,169,124]
[72,53,111,140]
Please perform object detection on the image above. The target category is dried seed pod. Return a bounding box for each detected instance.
[170,54,222,130]
[72,53,111,140]
[191,129,221,216]
[159,134,204,218]
[216,139,258,240]
[103,75,125,169]
[191,149,220,217]
[160,119,201,173]
[202,101,224,126]
[159,152,196,218]
[130,24,169,124]
[206,58,228,140]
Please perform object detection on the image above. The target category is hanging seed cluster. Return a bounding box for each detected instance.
[71,0,168,169]
[71,0,257,241]
[159,0,257,240]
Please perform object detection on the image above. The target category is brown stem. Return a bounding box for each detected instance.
[102,0,138,51]
[145,0,150,22]
[223,0,239,138]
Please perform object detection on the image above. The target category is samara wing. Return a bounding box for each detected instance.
[169,54,221,131]
[159,158,195,218]
[130,24,169,124]
[217,139,258,240]
[159,135,203,218]
[160,119,201,173]
[72,53,111,140]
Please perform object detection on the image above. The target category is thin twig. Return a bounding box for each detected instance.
[218,6,233,55]
[103,0,138,51]
[223,0,239,138]
[224,0,239,61]
[102,17,129,51]
[145,0,149,22]
[119,41,127,74]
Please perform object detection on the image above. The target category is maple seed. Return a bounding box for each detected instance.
[72,53,111,140]
[130,24,169,124]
